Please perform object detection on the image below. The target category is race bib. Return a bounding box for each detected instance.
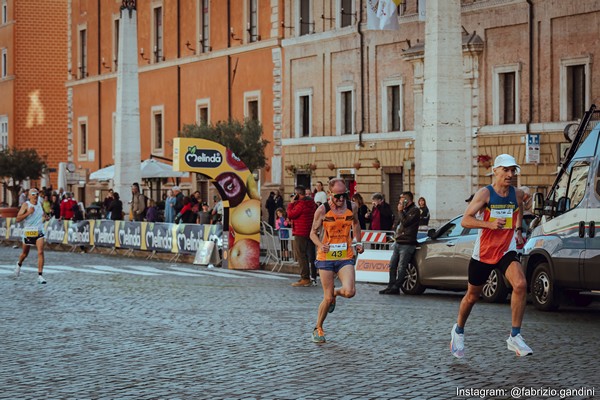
[490,208,513,230]
[24,229,40,238]
[326,243,348,260]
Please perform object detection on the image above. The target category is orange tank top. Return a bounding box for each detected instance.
[316,201,355,261]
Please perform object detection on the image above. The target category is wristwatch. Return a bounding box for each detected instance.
[516,227,524,233]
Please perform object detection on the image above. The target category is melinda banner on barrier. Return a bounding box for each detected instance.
[0,217,225,257]
[145,222,176,253]
[46,218,68,244]
[68,220,92,246]
[93,220,116,248]
[0,218,8,240]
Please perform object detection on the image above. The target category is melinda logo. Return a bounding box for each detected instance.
[184,146,223,168]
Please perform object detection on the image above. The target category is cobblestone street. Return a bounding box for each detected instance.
[1,244,598,399]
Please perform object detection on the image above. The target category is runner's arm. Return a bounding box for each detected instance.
[352,203,364,253]
[309,204,326,251]
[15,202,31,223]
[461,188,502,230]
[515,189,525,244]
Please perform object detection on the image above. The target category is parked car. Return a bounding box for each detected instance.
[401,214,533,302]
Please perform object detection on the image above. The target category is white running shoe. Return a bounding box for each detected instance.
[14,263,21,278]
[507,334,533,356]
[37,275,47,285]
[450,323,465,358]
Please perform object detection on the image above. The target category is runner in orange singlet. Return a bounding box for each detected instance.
[309,178,363,343]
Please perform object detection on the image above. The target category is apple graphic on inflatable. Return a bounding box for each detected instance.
[231,199,261,235]
[228,238,260,270]
[215,171,247,207]
[226,149,248,171]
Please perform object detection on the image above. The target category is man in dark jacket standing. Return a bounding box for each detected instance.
[287,185,317,287]
[380,191,420,294]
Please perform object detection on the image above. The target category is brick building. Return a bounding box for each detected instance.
[0,0,68,205]
[280,0,600,221]
[67,0,283,204]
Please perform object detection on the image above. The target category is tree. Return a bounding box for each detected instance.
[180,119,269,173]
[0,147,47,207]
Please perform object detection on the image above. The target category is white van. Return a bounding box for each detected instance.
[524,106,600,310]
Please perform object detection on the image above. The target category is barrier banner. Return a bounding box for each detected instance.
[0,218,7,240]
[8,218,25,242]
[46,218,68,244]
[116,221,145,250]
[92,220,116,248]
[67,220,92,246]
[144,222,176,253]
[355,249,394,283]
[193,241,221,266]
[175,224,205,254]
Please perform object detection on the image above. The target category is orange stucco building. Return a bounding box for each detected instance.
[0,0,68,205]
[67,0,283,204]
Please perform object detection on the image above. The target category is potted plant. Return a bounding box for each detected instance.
[0,147,47,216]
[477,155,492,168]
[309,163,317,171]
[372,158,381,169]
[353,161,362,170]
[327,162,336,170]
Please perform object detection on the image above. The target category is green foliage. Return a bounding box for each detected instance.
[0,147,47,207]
[180,119,269,173]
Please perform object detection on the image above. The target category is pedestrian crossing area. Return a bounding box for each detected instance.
[0,263,291,281]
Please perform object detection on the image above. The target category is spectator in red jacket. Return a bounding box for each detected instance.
[287,185,318,287]
[60,192,77,220]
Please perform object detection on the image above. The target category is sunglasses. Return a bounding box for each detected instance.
[30,193,39,196]
[332,192,348,200]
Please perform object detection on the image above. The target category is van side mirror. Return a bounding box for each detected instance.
[427,228,436,238]
[532,192,544,216]
[556,196,571,214]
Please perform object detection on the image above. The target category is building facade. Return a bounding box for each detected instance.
[280,0,600,222]
[67,0,283,204]
[0,0,68,205]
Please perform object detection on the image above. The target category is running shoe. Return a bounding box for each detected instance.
[312,327,326,343]
[311,279,318,287]
[14,262,21,278]
[328,298,336,313]
[37,275,47,285]
[450,323,465,358]
[506,334,533,357]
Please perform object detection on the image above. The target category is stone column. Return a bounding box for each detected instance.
[418,0,467,222]
[113,2,142,216]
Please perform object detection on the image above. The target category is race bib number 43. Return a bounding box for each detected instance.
[326,243,348,260]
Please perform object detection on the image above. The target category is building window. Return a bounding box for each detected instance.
[151,107,164,153]
[1,48,6,78]
[339,0,353,28]
[298,0,311,36]
[499,72,516,124]
[382,80,403,132]
[0,115,8,150]
[79,28,87,79]
[295,89,312,138]
[493,64,520,125]
[247,0,258,42]
[337,88,354,135]
[113,18,120,70]
[560,57,591,121]
[153,6,163,63]
[198,0,210,53]
[244,91,261,122]
[78,118,88,158]
[2,1,7,24]
[196,98,210,125]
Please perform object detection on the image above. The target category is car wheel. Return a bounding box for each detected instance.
[481,268,509,303]
[401,262,426,295]
[530,262,560,311]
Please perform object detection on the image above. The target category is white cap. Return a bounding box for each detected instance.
[493,154,520,174]
[172,186,180,191]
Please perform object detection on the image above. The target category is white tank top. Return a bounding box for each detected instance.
[22,200,45,236]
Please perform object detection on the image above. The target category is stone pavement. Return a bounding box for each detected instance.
[0,243,598,399]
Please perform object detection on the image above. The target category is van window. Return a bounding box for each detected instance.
[596,163,600,198]
[566,161,589,210]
